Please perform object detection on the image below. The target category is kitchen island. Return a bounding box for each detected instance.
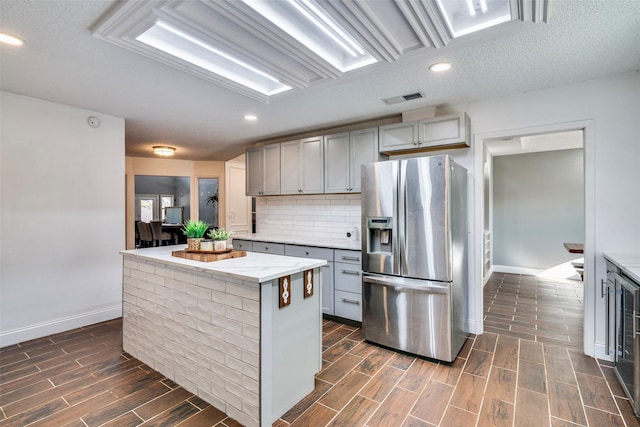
[120,245,326,427]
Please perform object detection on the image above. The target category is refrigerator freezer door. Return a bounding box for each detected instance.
[400,157,452,281]
[361,161,400,276]
[362,273,455,361]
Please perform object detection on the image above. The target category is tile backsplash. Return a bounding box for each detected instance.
[256,194,362,240]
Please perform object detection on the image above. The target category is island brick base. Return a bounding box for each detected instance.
[122,257,261,427]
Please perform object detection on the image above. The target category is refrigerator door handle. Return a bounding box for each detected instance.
[363,274,450,294]
[397,160,406,276]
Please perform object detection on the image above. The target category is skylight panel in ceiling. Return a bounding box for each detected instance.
[136,21,291,96]
[241,0,377,72]
[435,0,513,38]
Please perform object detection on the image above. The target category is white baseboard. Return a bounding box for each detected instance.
[491,265,544,276]
[0,305,122,348]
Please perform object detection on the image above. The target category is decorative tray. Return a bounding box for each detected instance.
[185,247,233,254]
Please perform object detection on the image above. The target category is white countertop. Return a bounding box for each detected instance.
[232,233,362,251]
[120,245,326,284]
[604,252,640,283]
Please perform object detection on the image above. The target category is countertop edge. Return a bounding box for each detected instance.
[120,247,327,284]
[232,234,361,251]
[604,252,640,283]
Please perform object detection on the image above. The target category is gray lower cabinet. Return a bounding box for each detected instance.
[232,239,253,251]
[233,239,362,321]
[252,241,285,255]
[334,250,362,322]
[284,245,335,315]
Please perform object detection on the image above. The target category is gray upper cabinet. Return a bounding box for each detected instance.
[281,136,324,194]
[379,113,470,154]
[324,127,380,193]
[246,144,281,196]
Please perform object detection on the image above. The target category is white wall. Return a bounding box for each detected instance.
[466,71,640,358]
[0,92,125,347]
[493,148,584,270]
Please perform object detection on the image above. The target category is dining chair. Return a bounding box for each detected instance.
[137,221,154,248]
[150,220,174,246]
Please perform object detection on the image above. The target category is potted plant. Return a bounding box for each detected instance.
[208,227,233,251]
[181,219,210,251]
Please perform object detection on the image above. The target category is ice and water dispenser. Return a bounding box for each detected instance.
[366,217,393,253]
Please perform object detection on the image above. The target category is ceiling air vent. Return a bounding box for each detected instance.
[383,92,425,105]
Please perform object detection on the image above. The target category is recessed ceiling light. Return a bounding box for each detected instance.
[0,33,25,46]
[429,62,452,72]
[137,21,291,97]
[435,0,512,38]
[244,114,258,121]
[153,146,176,156]
[242,0,377,73]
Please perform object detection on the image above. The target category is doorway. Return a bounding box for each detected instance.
[475,121,595,355]
[135,194,159,222]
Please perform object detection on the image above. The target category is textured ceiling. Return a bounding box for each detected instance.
[1,0,639,161]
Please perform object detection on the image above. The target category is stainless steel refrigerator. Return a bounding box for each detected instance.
[361,155,468,362]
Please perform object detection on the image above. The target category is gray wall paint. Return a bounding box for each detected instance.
[135,175,191,220]
[493,148,584,269]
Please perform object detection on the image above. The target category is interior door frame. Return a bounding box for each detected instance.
[194,175,221,228]
[474,119,595,356]
[134,194,160,221]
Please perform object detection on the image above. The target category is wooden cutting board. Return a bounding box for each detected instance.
[171,249,247,262]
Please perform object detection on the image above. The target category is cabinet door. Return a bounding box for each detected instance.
[418,113,470,148]
[324,132,350,193]
[322,262,335,315]
[300,136,324,193]
[280,140,301,194]
[246,147,263,196]
[349,128,379,192]
[379,121,419,153]
[262,144,281,195]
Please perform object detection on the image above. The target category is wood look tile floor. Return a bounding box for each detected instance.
[1,274,638,426]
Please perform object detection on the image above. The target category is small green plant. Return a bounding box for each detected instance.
[181,219,209,238]
[208,227,233,241]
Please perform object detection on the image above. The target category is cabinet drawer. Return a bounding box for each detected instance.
[335,262,361,293]
[285,245,334,261]
[252,242,285,255]
[335,290,362,322]
[334,250,361,265]
[232,239,253,251]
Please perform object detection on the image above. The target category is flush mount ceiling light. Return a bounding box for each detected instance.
[429,62,452,72]
[153,146,176,156]
[435,0,514,38]
[0,32,25,46]
[244,114,258,121]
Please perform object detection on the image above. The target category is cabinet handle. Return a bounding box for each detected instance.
[601,279,606,298]
[305,251,309,255]
[413,140,419,145]
[342,270,360,275]
[342,298,360,305]
[341,256,360,261]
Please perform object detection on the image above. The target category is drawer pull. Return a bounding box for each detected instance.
[341,256,360,262]
[342,298,360,305]
[342,270,360,276]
